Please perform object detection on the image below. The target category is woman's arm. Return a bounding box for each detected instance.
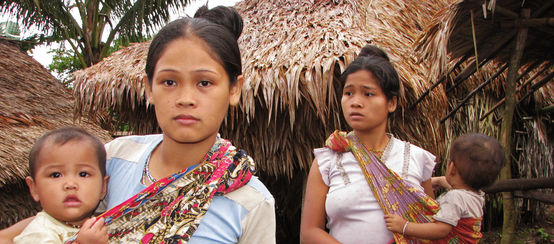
[384,214,452,240]
[421,179,435,199]
[0,217,34,244]
[300,159,340,244]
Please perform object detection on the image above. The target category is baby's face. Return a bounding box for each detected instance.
[26,139,108,226]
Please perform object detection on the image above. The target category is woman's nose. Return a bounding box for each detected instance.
[175,88,197,107]
[350,97,362,108]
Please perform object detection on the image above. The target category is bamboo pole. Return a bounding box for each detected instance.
[479,62,550,121]
[500,8,529,244]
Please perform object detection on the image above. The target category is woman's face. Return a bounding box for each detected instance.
[146,36,242,145]
[341,70,397,134]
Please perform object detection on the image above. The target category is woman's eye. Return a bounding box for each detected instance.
[49,172,61,178]
[365,92,373,97]
[344,91,352,96]
[163,79,176,86]
[198,80,212,87]
[79,172,90,177]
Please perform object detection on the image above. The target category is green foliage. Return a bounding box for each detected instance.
[536,228,552,241]
[1,0,191,67]
[48,35,149,87]
[48,45,82,86]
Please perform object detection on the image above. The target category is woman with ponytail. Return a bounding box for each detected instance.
[300,45,438,244]
[1,6,276,244]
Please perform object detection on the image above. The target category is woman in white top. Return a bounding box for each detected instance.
[300,45,436,244]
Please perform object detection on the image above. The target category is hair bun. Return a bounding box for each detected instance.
[358,45,390,61]
[194,6,243,40]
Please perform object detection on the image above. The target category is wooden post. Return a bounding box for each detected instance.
[500,8,529,244]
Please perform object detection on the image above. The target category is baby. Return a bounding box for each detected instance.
[385,133,504,243]
[14,127,109,243]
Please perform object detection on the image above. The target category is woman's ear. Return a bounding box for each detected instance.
[387,96,398,113]
[229,75,244,106]
[25,176,40,202]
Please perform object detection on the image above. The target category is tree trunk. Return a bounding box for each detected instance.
[484,177,554,193]
[499,9,529,244]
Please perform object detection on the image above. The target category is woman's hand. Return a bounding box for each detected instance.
[74,217,108,244]
[0,216,34,244]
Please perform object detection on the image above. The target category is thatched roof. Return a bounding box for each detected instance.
[414,0,553,178]
[0,39,112,227]
[73,0,454,178]
[72,1,455,242]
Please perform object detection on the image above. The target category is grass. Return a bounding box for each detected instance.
[481,205,554,243]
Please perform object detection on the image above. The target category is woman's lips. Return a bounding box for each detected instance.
[349,112,364,119]
[174,114,199,125]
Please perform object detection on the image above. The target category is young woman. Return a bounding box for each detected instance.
[1,6,276,244]
[300,45,438,244]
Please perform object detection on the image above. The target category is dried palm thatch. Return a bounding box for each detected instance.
[415,0,553,227]
[415,0,553,169]
[73,0,454,178]
[0,39,112,227]
[72,1,454,242]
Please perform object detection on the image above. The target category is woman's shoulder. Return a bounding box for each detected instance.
[390,136,435,159]
[313,147,339,162]
[225,176,274,207]
[105,134,163,157]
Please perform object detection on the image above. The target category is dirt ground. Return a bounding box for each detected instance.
[481,205,554,243]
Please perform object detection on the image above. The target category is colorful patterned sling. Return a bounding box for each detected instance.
[96,137,255,243]
[431,218,482,244]
[326,130,439,244]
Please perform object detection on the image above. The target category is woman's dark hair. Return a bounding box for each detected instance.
[145,6,243,85]
[450,133,505,190]
[29,127,107,178]
[340,45,400,101]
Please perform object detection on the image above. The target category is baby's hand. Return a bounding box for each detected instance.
[74,217,108,244]
[384,214,407,233]
[432,176,452,191]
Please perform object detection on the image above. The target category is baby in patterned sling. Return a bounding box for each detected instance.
[13,127,109,244]
[385,133,505,243]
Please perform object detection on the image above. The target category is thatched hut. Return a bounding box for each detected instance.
[0,39,112,228]
[72,0,455,242]
[414,0,553,231]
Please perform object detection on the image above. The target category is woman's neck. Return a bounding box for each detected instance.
[354,128,390,151]
[151,134,218,179]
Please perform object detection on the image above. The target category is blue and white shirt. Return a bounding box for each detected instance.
[101,134,276,244]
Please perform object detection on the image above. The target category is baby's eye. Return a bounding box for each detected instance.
[78,172,90,177]
[163,79,176,86]
[198,80,212,87]
[49,172,61,178]
[364,92,373,97]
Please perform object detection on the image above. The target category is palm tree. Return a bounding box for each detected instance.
[0,0,192,67]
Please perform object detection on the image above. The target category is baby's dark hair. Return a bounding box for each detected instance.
[145,5,243,85]
[450,133,505,190]
[340,45,400,101]
[28,127,106,178]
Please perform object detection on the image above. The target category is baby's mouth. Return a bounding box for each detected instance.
[64,195,82,207]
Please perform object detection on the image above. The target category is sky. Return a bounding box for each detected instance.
[2,0,240,70]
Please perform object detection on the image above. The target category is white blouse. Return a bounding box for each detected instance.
[314,136,436,244]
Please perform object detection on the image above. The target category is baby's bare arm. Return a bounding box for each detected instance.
[385,214,452,240]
